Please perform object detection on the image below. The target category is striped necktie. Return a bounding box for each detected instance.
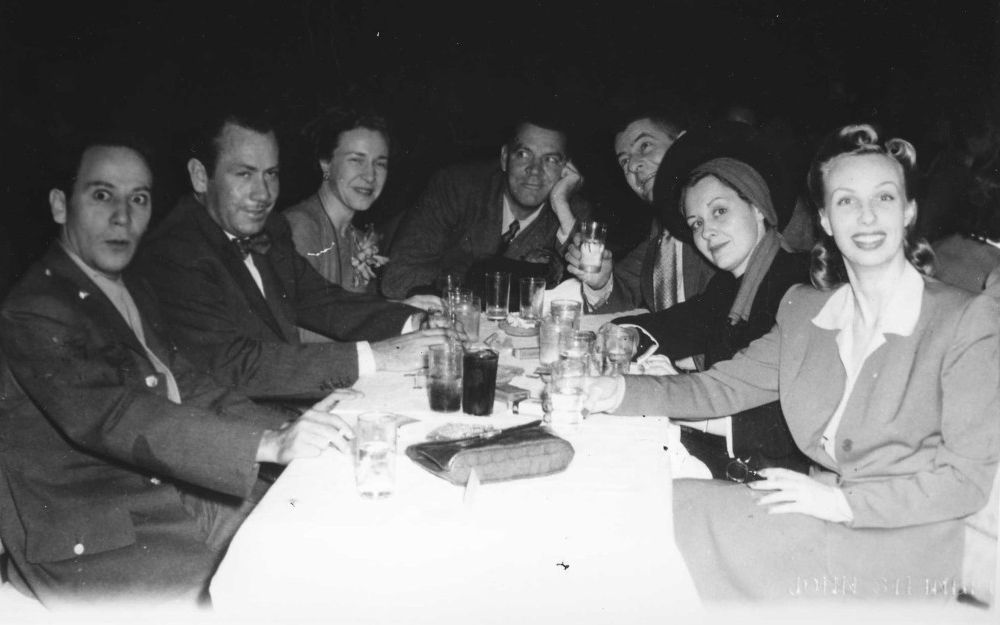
[499,220,520,255]
[652,233,677,311]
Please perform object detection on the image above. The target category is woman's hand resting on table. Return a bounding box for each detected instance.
[580,375,626,415]
[749,468,854,524]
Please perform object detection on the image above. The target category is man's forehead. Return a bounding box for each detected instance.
[75,145,151,190]
[512,123,567,154]
[216,123,279,166]
[615,118,672,152]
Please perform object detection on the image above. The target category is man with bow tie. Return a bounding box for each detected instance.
[0,133,355,605]
[381,112,590,299]
[137,103,454,404]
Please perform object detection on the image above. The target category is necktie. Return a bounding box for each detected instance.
[233,232,272,258]
[498,220,520,255]
[652,232,677,311]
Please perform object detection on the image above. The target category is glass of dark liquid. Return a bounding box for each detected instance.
[462,349,499,416]
[427,344,462,413]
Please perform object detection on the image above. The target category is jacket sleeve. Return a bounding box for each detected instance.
[285,208,331,278]
[0,294,267,499]
[591,228,652,314]
[613,283,724,361]
[613,304,783,418]
[382,170,470,299]
[843,294,1000,529]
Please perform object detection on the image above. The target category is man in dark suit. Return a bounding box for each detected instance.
[565,110,716,313]
[137,106,454,403]
[381,115,590,299]
[0,135,353,606]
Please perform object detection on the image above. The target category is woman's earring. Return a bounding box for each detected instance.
[322,171,330,181]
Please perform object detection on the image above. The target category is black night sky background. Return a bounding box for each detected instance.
[1,0,998,287]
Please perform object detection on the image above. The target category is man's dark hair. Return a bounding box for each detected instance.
[189,101,276,176]
[302,105,391,164]
[503,104,573,157]
[612,99,691,142]
[51,130,154,195]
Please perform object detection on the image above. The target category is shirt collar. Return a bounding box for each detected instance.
[502,194,544,233]
[811,262,924,337]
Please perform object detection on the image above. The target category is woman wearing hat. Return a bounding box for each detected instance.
[615,121,813,481]
[585,124,999,600]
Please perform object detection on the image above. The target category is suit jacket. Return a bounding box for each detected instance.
[616,250,812,468]
[136,195,417,402]
[0,245,285,605]
[381,161,591,299]
[617,279,999,568]
[594,219,716,314]
[932,233,1000,293]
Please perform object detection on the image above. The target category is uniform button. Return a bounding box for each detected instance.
[149,477,162,485]
[145,375,158,388]
[73,543,85,555]
[842,439,853,452]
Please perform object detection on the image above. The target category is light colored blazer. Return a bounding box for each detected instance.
[618,278,999,530]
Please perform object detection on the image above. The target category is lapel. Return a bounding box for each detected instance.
[252,247,299,343]
[487,170,507,254]
[42,245,149,361]
[188,198,287,338]
[123,272,175,366]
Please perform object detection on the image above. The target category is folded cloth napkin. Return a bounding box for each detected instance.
[541,278,584,316]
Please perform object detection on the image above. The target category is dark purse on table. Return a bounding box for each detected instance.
[405,421,575,485]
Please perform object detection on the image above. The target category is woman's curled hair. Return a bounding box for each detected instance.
[806,124,935,289]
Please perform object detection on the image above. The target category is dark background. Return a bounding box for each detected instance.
[2,0,998,286]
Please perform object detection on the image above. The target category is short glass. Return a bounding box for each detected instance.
[549,299,582,330]
[560,330,598,375]
[598,323,639,376]
[354,412,398,499]
[544,359,587,426]
[578,221,607,273]
[519,277,546,321]
[484,271,511,321]
[426,344,462,413]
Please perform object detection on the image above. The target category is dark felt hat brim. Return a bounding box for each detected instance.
[651,121,795,244]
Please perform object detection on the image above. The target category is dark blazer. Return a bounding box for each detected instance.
[0,245,285,605]
[136,195,417,402]
[617,250,812,472]
[596,220,716,313]
[381,161,591,299]
[932,233,1000,293]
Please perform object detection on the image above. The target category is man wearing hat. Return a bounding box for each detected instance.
[614,121,814,481]
[565,111,716,313]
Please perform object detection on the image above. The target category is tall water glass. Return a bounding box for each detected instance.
[538,316,574,367]
[484,271,511,320]
[426,344,462,413]
[354,412,397,499]
[519,277,546,321]
[579,221,607,273]
[453,297,481,342]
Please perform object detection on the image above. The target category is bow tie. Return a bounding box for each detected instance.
[233,233,272,258]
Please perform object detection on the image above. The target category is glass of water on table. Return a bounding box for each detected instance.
[354,412,398,499]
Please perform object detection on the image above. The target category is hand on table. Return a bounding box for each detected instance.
[256,407,355,464]
[565,233,613,290]
[371,328,461,371]
[579,375,626,415]
[749,468,854,523]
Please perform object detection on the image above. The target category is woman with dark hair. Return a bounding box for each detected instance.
[285,107,393,295]
[614,122,813,481]
[584,124,999,601]
[932,160,1000,293]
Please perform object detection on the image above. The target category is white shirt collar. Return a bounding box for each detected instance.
[811,262,924,337]
[501,194,544,235]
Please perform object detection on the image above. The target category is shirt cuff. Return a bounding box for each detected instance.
[618,323,659,362]
[402,315,417,334]
[357,341,377,375]
[556,226,573,246]
[583,278,614,308]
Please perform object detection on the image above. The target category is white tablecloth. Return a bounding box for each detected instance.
[210,313,700,622]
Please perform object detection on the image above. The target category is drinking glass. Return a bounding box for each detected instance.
[538,316,574,367]
[549,299,582,330]
[462,348,499,416]
[519,277,546,321]
[544,359,587,426]
[484,271,511,321]
[578,221,607,273]
[427,344,462,412]
[354,412,398,499]
[560,330,598,374]
[598,323,639,376]
[453,297,481,342]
